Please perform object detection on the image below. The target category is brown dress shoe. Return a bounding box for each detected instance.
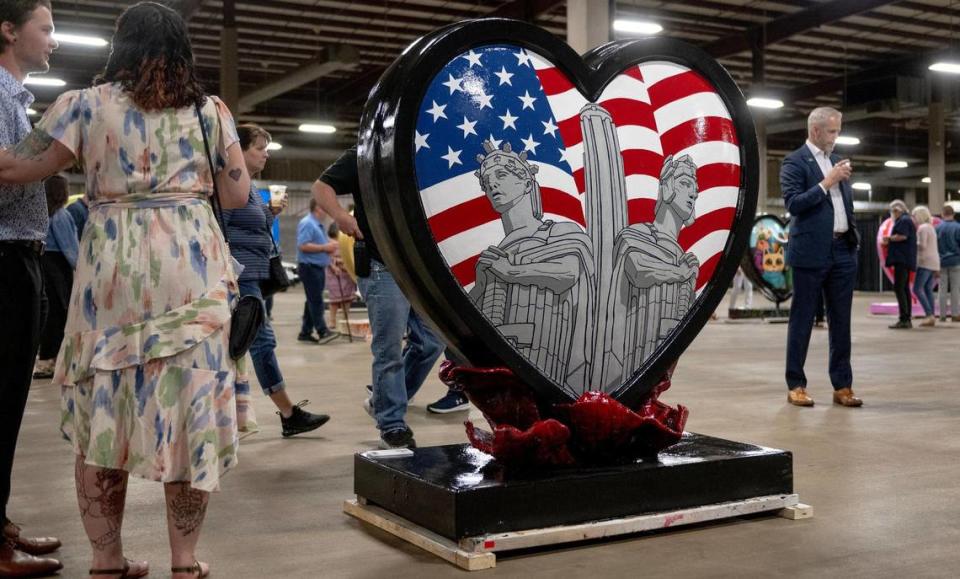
[833,387,863,407]
[3,521,61,556]
[787,387,815,406]
[0,539,62,577]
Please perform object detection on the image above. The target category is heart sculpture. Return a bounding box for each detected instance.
[741,214,792,305]
[358,19,757,409]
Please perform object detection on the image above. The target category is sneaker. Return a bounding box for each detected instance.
[362,396,374,418]
[379,426,416,449]
[888,320,913,329]
[280,401,330,437]
[427,391,470,414]
[316,330,340,345]
[32,360,54,379]
[297,333,320,343]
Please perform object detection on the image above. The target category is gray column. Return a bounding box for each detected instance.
[567,0,610,54]
[220,0,239,112]
[929,94,946,213]
[755,116,768,214]
[905,188,917,208]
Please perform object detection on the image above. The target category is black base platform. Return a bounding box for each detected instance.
[354,432,793,540]
[728,307,790,319]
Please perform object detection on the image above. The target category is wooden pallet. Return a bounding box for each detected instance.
[344,494,813,571]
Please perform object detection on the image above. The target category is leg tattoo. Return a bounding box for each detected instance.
[168,483,207,537]
[76,459,127,552]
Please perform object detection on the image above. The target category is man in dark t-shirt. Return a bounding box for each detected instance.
[312,146,460,449]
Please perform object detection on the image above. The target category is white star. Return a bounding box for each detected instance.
[441,146,463,169]
[414,130,429,152]
[499,109,518,130]
[514,49,533,67]
[494,66,514,86]
[521,133,540,155]
[486,134,503,149]
[558,147,575,166]
[442,73,463,95]
[457,116,478,138]
[426,100,447,122]
[542,118,559,138]
[518,90,537,111]
[461,50,483,68]
[474,90,494,110]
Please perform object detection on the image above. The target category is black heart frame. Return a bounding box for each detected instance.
[357,18,758,407]
[740,214,793,305]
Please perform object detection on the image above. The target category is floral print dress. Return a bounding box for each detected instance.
[39,83,240,492]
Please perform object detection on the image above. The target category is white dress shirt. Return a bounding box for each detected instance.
[806,140,849,233]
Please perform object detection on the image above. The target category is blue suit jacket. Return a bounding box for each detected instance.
[780,144,858,269]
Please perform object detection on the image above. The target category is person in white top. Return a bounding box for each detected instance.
[912,206,940,326]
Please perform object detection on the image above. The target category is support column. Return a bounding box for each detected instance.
[567,0,610,54]
[220,0,239,112]
[928,81,946,213]
[751,39,767,214]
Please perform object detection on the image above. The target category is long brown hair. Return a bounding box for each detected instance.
[94,2,205,111]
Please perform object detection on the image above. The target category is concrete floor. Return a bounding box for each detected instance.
[11,289,959,578]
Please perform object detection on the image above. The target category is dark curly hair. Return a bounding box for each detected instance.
[94,2,205,111]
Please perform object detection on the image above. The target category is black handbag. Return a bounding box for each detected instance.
[195,103,264,360]
[260,233,291,298]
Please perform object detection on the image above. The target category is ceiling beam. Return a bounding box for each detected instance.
[705,0,905,58]
[237,44,360,113]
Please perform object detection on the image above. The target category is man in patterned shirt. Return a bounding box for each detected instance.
[0,1,63,575]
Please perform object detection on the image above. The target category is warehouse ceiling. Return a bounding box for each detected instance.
[34,0,960,193]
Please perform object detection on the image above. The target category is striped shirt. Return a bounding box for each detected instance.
[222,186,275,281]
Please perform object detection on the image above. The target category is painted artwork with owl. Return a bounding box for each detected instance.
[744,215,792,303]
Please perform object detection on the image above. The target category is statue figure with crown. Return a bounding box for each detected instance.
[468,140,597,398]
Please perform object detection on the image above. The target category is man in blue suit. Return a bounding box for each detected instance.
[780,107,863,408]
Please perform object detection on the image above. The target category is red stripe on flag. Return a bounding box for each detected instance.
[697,163,741,191]
[622,66,643,81]
[600,98,658,131]
[451,254,480,287]
[647,71,716,107]
[627,198,655,224]
[536,67,575,96]
[623,149,664,180]
[558,115,584,149]
[428,196,498,244]
[572,167,585,194]
[678,207,736,249]
[694,251,722,292]
[660,117,738,157]
[540,187,586,225]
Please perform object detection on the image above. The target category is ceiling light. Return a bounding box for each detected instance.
[612,20,663,35]
[922,177,932,184]
[835,136,860,146]
[298,123,336,134]
[746,97,784,109]
[53,32,107,47]
[884,160,908,168]
[266,142,282,151]
[23,76,65,87]
[852,182,872,191]
[929,61,960,74]
[25,108,37,116]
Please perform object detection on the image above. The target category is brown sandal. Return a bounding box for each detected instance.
[89,558,149,578]
[172,560,209,577]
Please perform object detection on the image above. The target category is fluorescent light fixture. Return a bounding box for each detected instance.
[297,123,336,134]
[835,136,860,146]
[746,97,784,109]
[884,160,908,168]
[612,19,663,35]
[23,76,65,87]
[852,182,872,191]
[25,108,37,116]
[929,61,960,74]
[53,32,107,47]
[266,142,282,151]
[922,177,932,184]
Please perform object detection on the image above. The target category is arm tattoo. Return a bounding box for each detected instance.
[11,128,55,161]
[228,168,242,182]
[168,482,208,537]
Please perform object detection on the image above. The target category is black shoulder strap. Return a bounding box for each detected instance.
[195,100,228,244]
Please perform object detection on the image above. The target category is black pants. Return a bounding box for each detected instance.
[0,244,45,522]
[39,251,73,360]
[893,263,912,322]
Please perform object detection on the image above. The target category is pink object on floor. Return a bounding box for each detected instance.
[869,302,940,316]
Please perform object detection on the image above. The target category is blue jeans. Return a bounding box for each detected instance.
[298,262,330,336]
[238,279,285,394]
[786,238,857,390]
[358,260,444,433]
[914,267,936,317]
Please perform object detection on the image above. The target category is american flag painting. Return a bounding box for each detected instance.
[414,44,741,296]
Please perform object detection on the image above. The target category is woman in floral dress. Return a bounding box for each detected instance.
[0,3,250,578]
